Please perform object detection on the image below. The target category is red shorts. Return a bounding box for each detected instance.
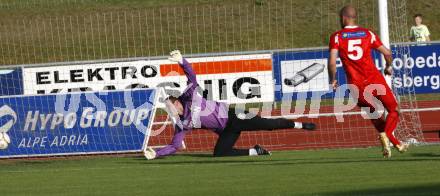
[350,75,398,112]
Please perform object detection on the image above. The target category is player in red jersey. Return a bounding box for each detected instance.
[328,5,409,157]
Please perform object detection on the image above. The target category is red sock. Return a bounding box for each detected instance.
[384,112,400,146]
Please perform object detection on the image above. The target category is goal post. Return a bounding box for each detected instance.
[378,0,391,51]
[378,0,392,86]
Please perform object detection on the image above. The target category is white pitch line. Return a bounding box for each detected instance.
[267,107,440,119]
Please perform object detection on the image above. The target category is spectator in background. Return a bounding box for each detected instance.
[410,14,431,42]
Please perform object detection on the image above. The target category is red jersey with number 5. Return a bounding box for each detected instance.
[329,26,384,83]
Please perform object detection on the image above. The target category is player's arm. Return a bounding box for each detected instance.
[370,31,393,76]
[328,49,338,90]
[328,33,339,90]
[169,50,198,99]
[145,126,188,159]
[376,46,393,76]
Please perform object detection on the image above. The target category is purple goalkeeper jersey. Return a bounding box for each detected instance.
[155,59,229,157]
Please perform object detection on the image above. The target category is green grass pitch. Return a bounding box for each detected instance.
[1,145,440,196]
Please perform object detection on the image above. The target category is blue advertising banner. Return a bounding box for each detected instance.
[392,44,440,94]
[0,68,23,96]
[0,88,157,158]
[272,43,440,101]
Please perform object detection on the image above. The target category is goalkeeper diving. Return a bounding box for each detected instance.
[144,50,316,159]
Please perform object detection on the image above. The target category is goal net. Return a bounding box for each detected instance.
[148,0,426,152]
[0,0,432,157]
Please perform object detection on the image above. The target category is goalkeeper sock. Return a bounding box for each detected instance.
[249,148,258,156]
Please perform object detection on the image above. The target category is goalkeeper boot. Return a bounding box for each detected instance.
[379,132,391,158]
[396,143,409,153]
[254,145,271,156]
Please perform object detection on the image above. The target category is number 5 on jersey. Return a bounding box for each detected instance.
[348,39,363,60]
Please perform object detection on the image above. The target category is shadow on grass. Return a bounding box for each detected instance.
[410,152,440,157]
[0,160,54,166]
[126,152,338,165]
[320,183,440,196]
[126,152,440,166]
[243,158,440,167]
[177,153,214,158]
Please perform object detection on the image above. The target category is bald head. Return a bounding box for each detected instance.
[339,5,357,28]
[340,5,357,18]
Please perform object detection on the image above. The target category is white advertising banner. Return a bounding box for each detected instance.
[280,59,330,93]
[23,54,274,105]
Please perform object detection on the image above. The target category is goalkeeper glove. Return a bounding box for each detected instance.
[144,147,157,160]
[168,50,183,64]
